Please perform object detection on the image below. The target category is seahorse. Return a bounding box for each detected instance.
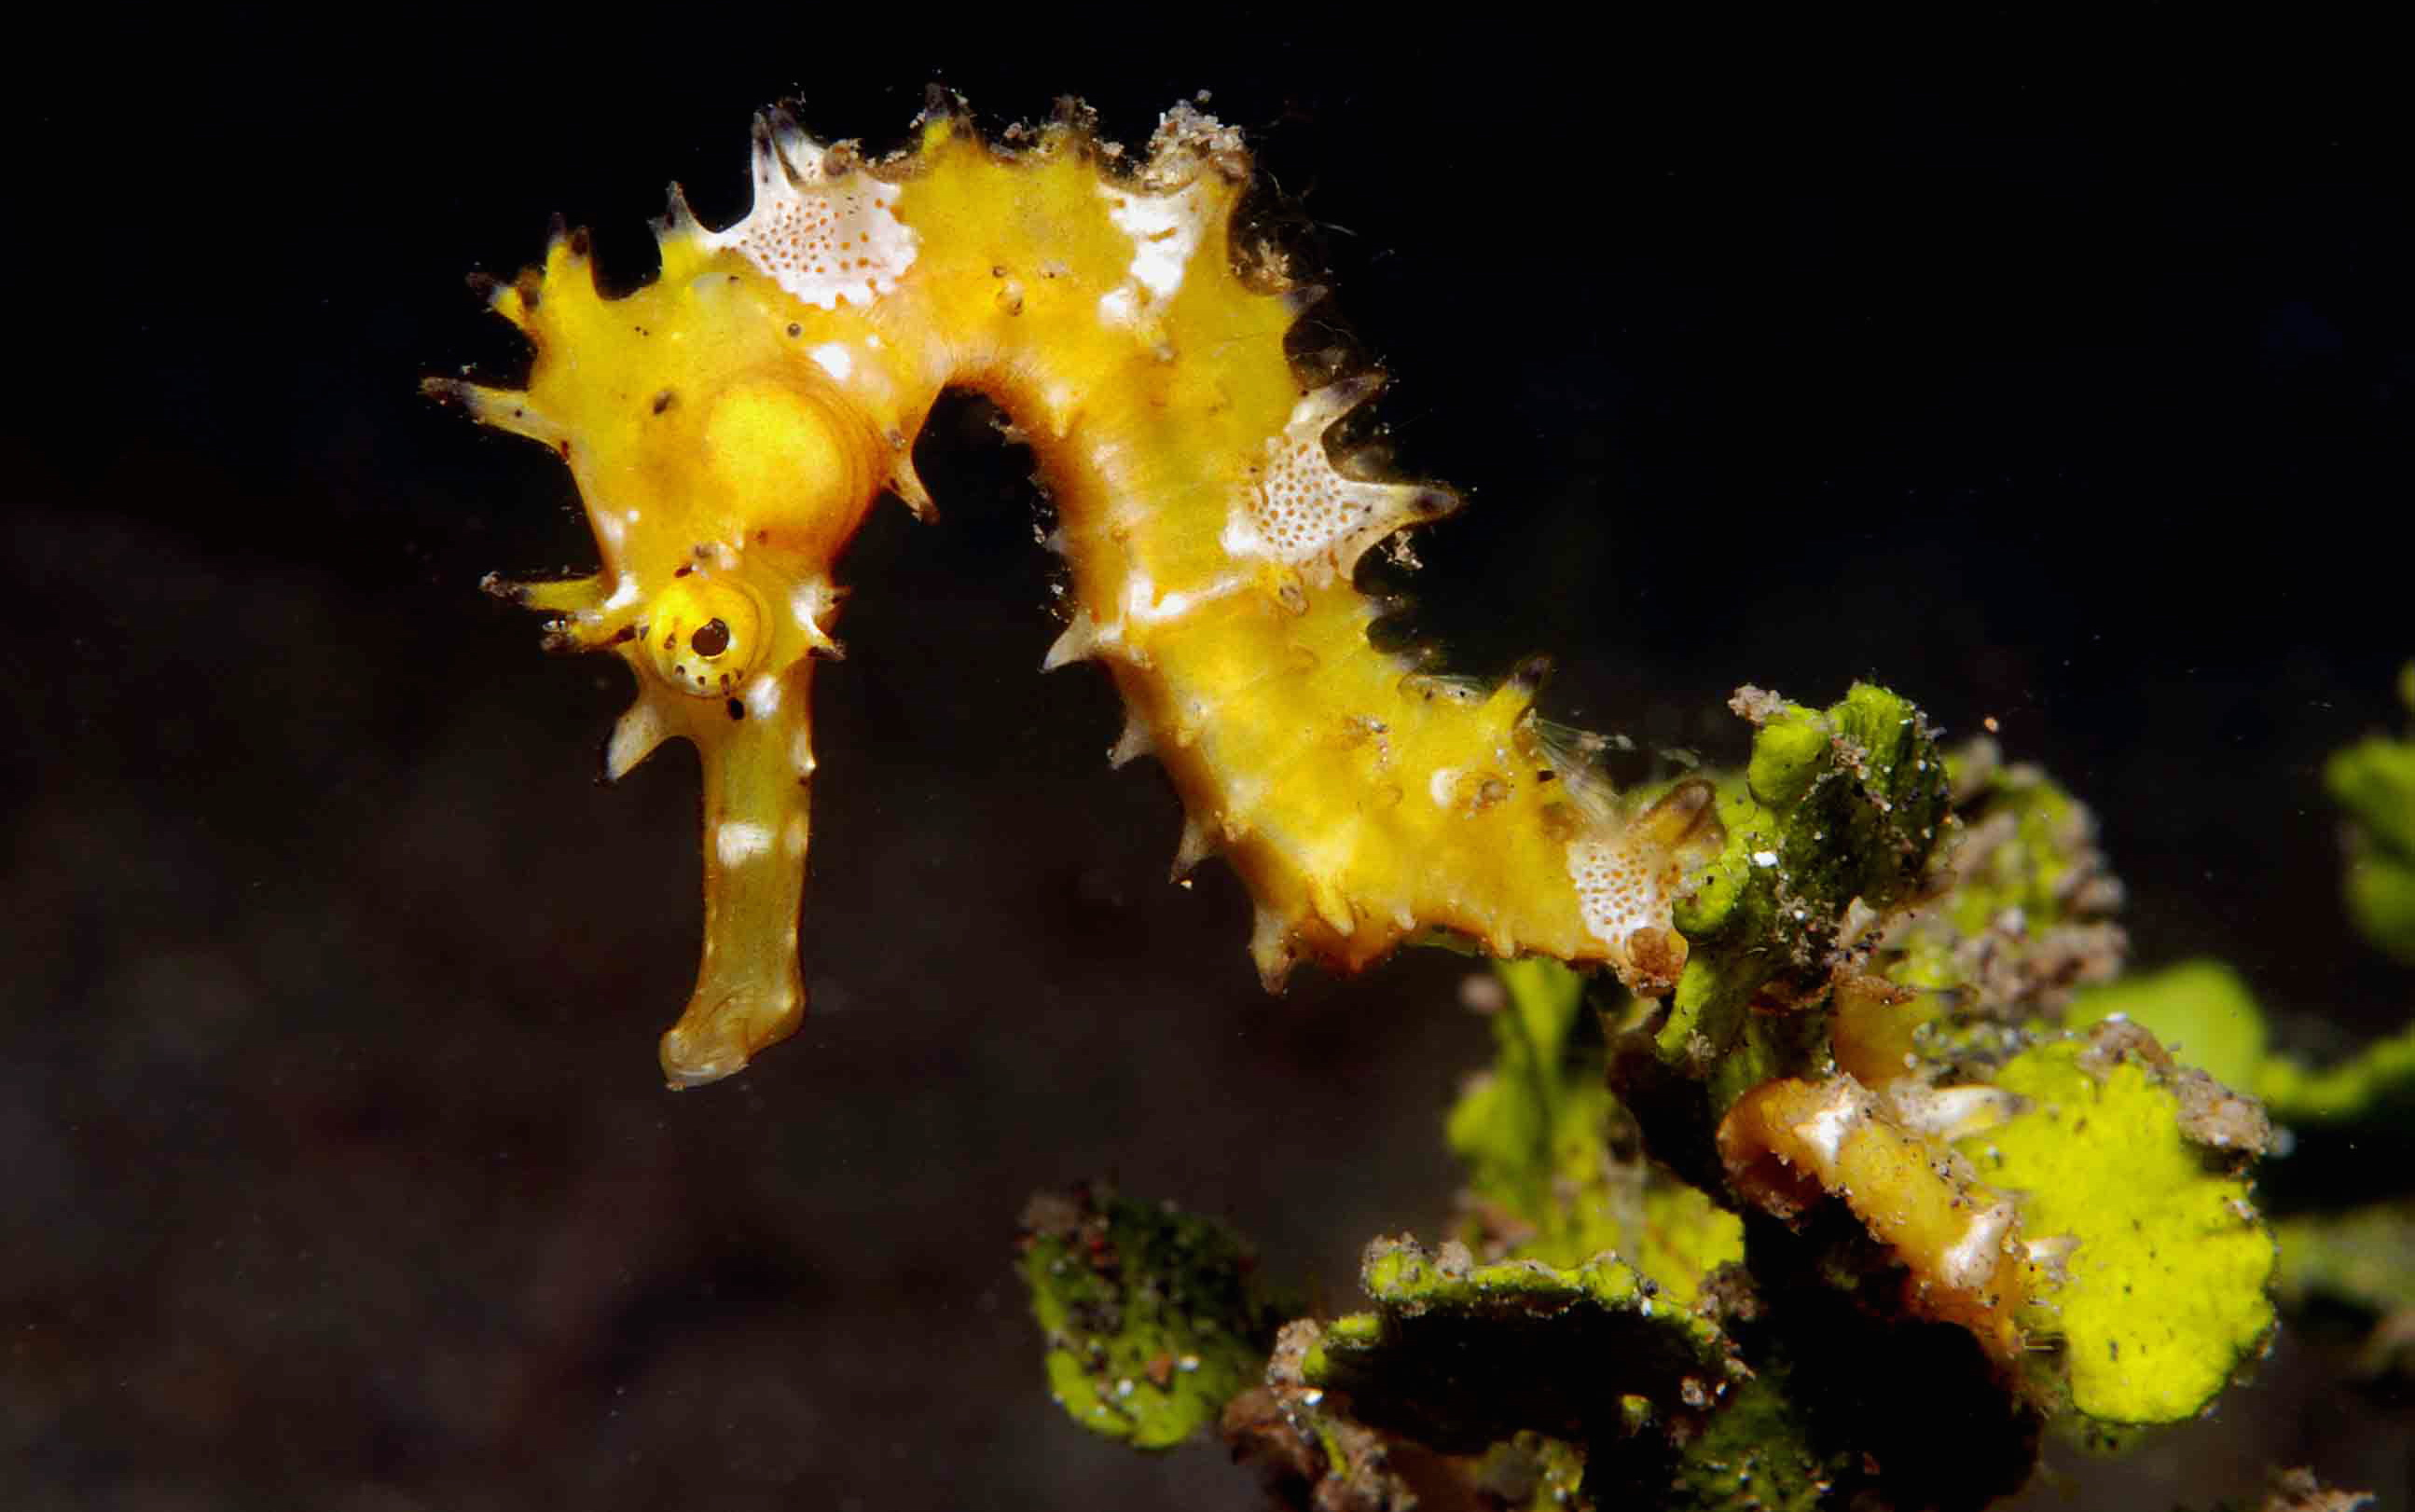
[431,98,1721,1088]
[1717,975,2038,1368]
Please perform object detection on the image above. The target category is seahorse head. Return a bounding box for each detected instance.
[429,207,926,1085]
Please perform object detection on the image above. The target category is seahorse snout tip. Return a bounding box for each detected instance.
[657,983,806,1089]
[659,1042,751,1090]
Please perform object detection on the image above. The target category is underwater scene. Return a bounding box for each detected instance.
[8,20,2409,1511]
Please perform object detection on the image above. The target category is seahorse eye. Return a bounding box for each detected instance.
[645,578,763,696]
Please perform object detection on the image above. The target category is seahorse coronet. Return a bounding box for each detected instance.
[436,97,1726,1088]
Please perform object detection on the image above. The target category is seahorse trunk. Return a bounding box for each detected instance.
[898,118,1720,989]
[1000,370,1666,984]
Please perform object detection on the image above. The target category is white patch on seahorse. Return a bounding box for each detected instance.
[807,342,853,381]
[1096,179,1212,326]
[1120,569,1241,626]
[1085,437,1138,506]
[1044,379,1079,419]
[791,579,837,637]
[1790,1085,1874,1165]
[2022,1233,2079,1282]
[1938,1200,2019,1290]
[716,821,773,866]
[697,109,918,310]
[1222,377,1456,584]
[745,673,783,721]
[1887,1083,2022,1143]
[1221,774,1269,834]
[1566,831,1671,959]
[1428,767,1462,808]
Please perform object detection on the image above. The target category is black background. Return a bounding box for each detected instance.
[7,11,2410,1509]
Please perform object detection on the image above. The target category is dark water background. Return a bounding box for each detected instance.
[7,16,2410,1509]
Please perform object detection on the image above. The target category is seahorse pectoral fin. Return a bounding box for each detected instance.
[658,664,818,1088]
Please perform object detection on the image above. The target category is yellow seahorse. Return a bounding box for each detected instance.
[430,99,1721,1089]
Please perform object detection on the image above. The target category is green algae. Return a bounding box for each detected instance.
[2326,661,2415,964]
[2257,1024,2415,1126]
[1661,683,1951,1083]
[1956,1027,2275,1426]
[1303,1235,1741,1454]
[2069,960,2270,1093]
[2273,1202,2415,1320]
[2272,1202,2415,1379]
[1470,1431,1590,1509]
[2069,958,2415,1131]
[1016,1182,1290,1448]
[1448,959,1742,1299]
[1447,957,1612,1261]
[1664,1363,1847,1512]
